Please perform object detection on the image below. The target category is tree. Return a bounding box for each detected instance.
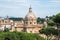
[48,15,55,20]
[47,20,55,26]
[53,13,60,28]
[3,28,9,32]
[53,13,60,40]
[53,13,60,24]
[0,32,45,40]
[9,17,23,21]
[39,28,59,40]
[37,17,45,24]
[46,16,49,18]
[3,26,9,32]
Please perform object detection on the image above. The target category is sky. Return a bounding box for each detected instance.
[0,0,60,18]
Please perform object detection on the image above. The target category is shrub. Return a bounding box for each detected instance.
[0,32,45,40]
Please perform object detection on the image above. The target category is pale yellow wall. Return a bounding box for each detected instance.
[16,28,24,32]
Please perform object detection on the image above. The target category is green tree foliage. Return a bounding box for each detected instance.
[39,28,58,36]
[0,32,45,40]
[3,28,9,32]
[3,26,9,32]
[53,13,60,27]
[53,13,60,40]
[46,15,55,20]
[9,17,23,21]
[47,20,55,26]
[37,17,45,24]
[53,13,60,24]
[39,28,59,40]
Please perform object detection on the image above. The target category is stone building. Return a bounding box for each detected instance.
[0,6,43,33]
[0,16,13,31]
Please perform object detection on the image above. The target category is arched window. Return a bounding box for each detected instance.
[30,22,32,24]
[26,22,28,24]
[0,21,1,23]
[34,22,36,24]
[5,21,7,23]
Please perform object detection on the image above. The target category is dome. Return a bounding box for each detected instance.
[25,12,36,19]
[25,6,36,19]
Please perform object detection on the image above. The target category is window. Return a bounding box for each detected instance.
[5,21,7,23]
[34,22,36,24]
[30,22,32,24]
[0,21,1,23]
[26,22,28,24]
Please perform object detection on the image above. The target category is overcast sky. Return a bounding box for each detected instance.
[0,0,60,18]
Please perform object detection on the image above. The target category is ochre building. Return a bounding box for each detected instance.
[0,6,43,33]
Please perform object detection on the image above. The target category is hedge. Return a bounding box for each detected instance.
[0,31,45,40]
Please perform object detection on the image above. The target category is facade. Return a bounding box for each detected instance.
[0,16,14,31]
[0,6,43,33]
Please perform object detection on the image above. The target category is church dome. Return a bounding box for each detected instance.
[25,6,36,19]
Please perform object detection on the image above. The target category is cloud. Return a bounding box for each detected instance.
[0,5,20,8]
[49,0,60,3]
[0,0,29,3]
[0,0,60,18]
[0,0,29,7]
[0,0,60,9]
[32,0,60,8]
[0,0,30,8]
